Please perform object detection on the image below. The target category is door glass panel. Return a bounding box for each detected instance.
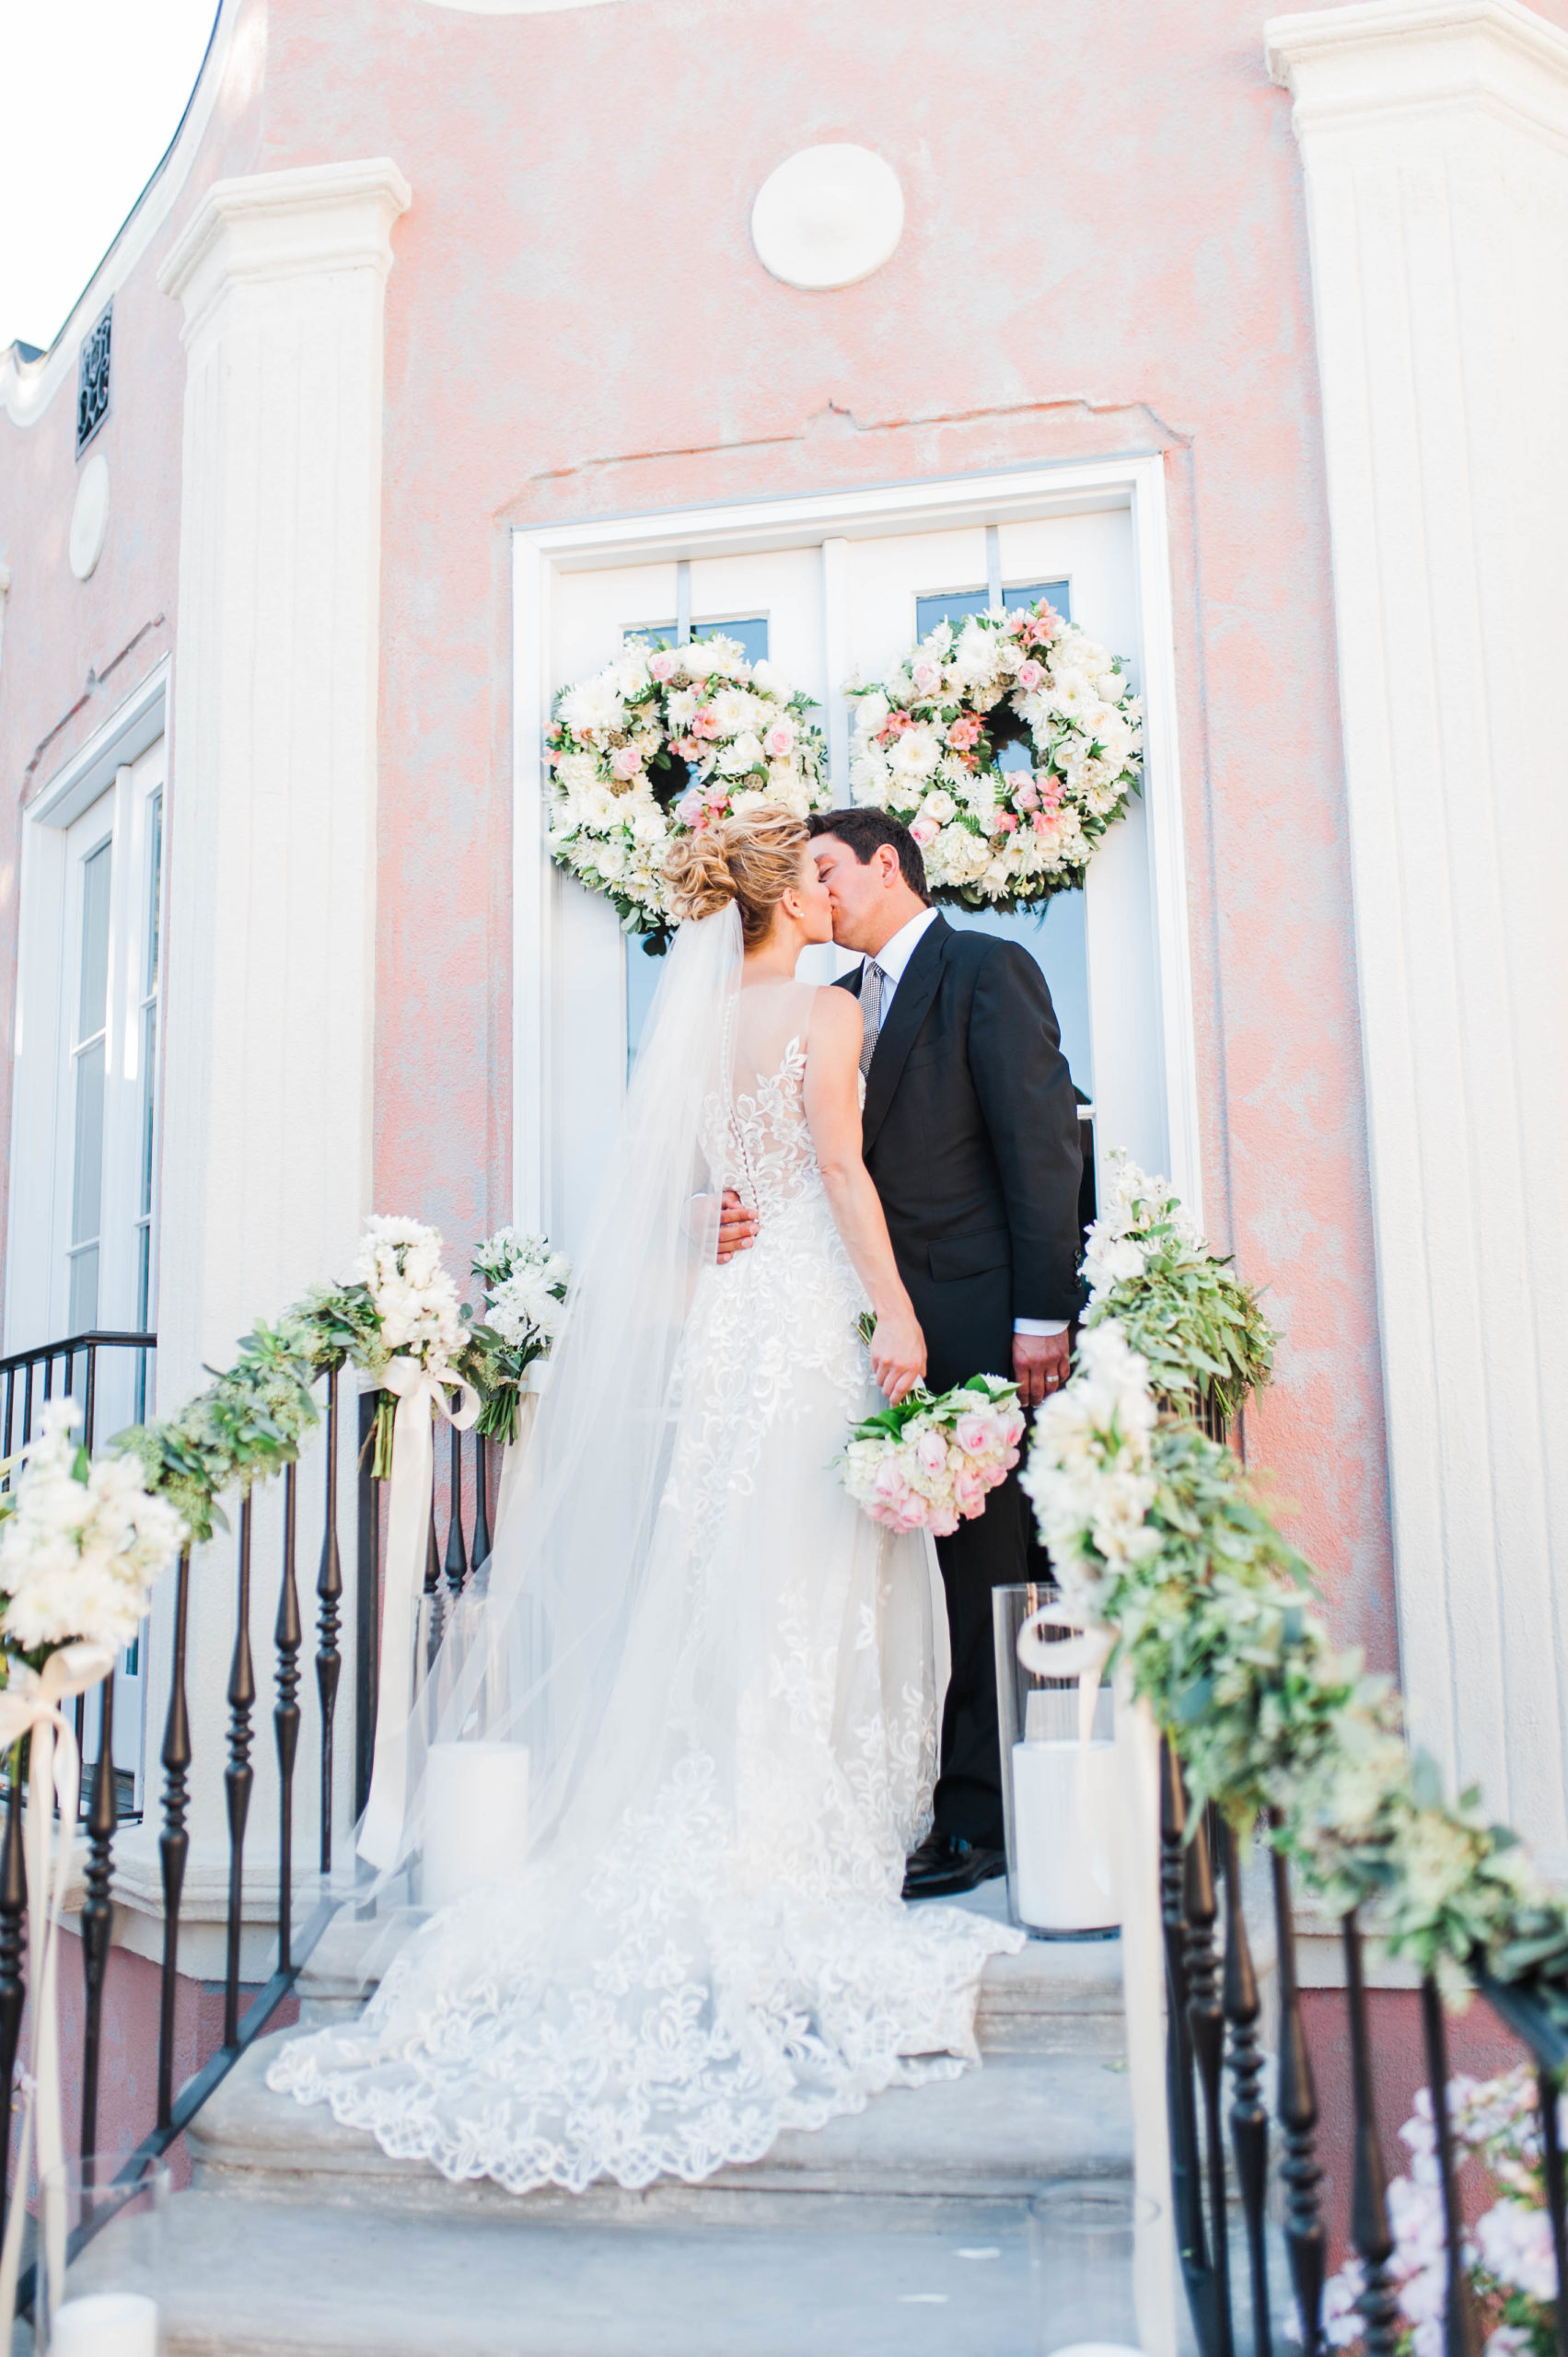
[914,577,1070,638]
[77,839,112,1039]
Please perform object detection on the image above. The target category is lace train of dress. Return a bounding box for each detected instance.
[269,993,1023,2194]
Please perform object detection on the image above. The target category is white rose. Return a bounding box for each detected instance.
[854,691,890,738]
[920,788,956,824]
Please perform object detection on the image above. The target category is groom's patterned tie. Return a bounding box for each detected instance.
[859,960,888,1078]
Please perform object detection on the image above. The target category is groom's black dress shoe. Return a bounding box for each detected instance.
[902,1830,1006,1900]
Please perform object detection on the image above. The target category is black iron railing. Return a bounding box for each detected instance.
[0,1329,498,2312]
[1162,1749,1568,2357]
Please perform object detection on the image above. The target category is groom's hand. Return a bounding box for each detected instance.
[1014,1329,1070,1411]
[716,1188,757,1263]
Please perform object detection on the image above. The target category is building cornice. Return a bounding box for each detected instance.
[157,158,414,347]
[1267,0,1568,148]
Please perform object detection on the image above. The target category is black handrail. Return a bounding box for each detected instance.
[0,1327,502,2324]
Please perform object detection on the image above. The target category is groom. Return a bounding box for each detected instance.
[722,809,1084,1898]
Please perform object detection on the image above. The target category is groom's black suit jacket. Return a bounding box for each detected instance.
[838,914,1083,1395]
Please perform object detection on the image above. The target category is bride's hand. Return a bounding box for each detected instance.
[870,1303,926,1406]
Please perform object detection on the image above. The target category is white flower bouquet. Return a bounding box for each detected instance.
[840,1373,1024,1538]
[546,634,831,946]
[847,596,1143,910]
[1314,2068,1560,2357]
[0,1401,184,1665]
[354,1215,465,1478]
[1080,1151,1276,1426]
[462,1227,571,1445]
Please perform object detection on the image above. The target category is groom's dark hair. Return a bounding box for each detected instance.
[807,808,932,905]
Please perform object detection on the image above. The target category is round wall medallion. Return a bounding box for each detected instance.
[750,145,904,292]
[69,453,110,581]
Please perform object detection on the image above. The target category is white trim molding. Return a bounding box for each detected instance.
[1268,0,1568,1862]
[510,456,1202,1242]
[150,156,410,1857]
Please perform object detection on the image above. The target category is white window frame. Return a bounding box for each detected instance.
[510,459,1201,1235]
[6,659,169,1354]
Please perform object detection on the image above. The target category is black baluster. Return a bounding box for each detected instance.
[444,1418,467,1598]
[274,1462,302,1976]
[1539,2058,1568,2357]
[471,1432,492,1579]
[0,1755,27,2223]
[21,1355,33,1446]
[1186,1798,1235,2357]
[1223,1818,1271,2357]
[424,1495,444,1667]
[1268,1822,1325,2354]
[157,1544,192,2131]
[223,1495,256,2047]
[1343,1912,1401,2357]
[80,1671,118,2173]
[1419,1976,1481,2357]
[2,1366,13,1473]
[317,1366,343,1875]
[1162,1743,1209,2294]
[84,1340,99,1450]
[355,1389,379,1825]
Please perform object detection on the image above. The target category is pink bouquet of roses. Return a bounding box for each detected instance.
[840,1374,1025,1538]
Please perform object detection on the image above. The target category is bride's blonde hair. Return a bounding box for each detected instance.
[665,808,809,946]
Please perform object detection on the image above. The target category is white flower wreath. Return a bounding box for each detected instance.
[546,635,832,946]
[848,597,1144,909]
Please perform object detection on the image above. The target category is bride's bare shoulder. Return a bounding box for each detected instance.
[807,983,860,1059]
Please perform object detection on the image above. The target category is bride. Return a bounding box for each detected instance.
[269,807,1023,2194]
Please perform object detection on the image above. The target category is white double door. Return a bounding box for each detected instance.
[540,506,1169,1263]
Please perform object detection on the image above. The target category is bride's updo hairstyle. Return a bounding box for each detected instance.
[665,808,809,946]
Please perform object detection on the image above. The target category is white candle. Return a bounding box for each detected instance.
[49,2293,158,2357]
[422,1742,530,1910]
[1011,1736,1121,1933]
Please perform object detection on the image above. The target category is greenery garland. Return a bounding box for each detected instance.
[1024,1308,1568,2021]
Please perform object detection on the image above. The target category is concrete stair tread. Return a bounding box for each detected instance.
[81,2189,1064,2357]
[294,1882,1131,2058]
[192,2032,1132,2218]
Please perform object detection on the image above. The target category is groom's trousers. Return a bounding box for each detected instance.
[931,1470,1045,1851]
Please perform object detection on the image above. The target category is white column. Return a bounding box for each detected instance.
[1267,1,1568,1860]
[121,160,411,1923]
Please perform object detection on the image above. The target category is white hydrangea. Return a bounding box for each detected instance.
[0,1402,185,1655]
[1019,1321,1161,1605]
[354,1215,464,1371]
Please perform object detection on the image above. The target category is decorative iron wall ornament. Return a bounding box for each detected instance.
[75,301,112,455]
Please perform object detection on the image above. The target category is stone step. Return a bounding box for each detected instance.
[71,2187,1116,2357]
[293,1882,1132,2060]
[190,2032,1134,2224]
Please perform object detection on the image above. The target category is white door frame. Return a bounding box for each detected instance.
[511,459,1201,1236]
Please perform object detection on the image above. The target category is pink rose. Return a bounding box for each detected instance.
[994,811,1017,833]
[954,1413,993,1457]
[999,1408,1026,1450]
[675,791,704,826]
[1016,659,1045,692]
[694,706,723,739]
[927,1504,960,1538]
[910,817,939,847]
[874,1457,912,1501]
[954,1469,987,1517]
[705,787,730,812]
[912,659,941,696]
[762,722,796,759]
[650,652,678,682]
[610,745,643,782]
[1017,781,1040,812]
[914,1428,947,1476]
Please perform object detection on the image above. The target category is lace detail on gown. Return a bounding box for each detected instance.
[269,1000,1022,2194]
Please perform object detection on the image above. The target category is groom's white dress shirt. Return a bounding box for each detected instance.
[859,910,1068,1340]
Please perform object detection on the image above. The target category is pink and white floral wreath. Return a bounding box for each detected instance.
[847,597,1144,911]
[545,635,831,949]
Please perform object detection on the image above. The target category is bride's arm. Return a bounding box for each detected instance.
[803,989,927,1405]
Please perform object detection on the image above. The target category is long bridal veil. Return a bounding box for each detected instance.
[369,903,746,1897]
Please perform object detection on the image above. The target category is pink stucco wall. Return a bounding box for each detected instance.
[14,0,1539,1699]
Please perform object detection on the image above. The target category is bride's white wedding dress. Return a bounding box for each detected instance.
[269,947,1021,2196]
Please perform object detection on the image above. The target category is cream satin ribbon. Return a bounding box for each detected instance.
[0,1641,115,2334]
[1016,1600,1177,2355]
[357,1358,480,1872]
